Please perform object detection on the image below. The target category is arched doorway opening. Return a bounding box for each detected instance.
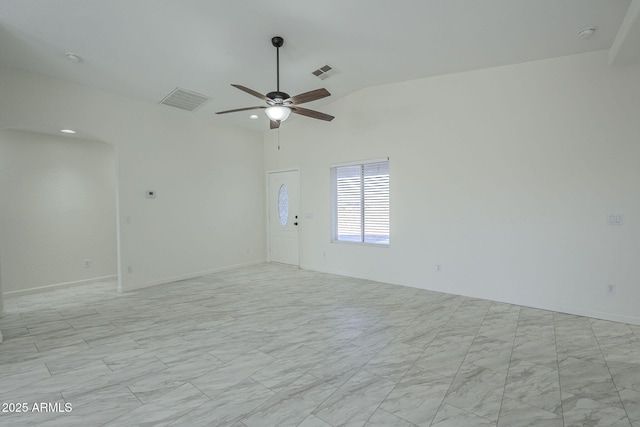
[0,128,120,312]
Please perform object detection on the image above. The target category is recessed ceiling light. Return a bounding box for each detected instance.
[250,114,259,120]
[65,52,82,63]
[578,27,596,39]
[60,129,76,134]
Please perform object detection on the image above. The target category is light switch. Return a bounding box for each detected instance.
[608,214,623,225]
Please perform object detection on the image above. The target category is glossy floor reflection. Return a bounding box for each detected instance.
[1,263,639,426]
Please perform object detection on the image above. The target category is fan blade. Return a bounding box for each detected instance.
[270,120,280,130]
[231,84,269,101]
[216,106,265,115]
[286,88,331,105]
[291,106,334,122]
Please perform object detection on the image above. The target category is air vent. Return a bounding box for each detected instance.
[160,88,209,111]
[312,64,338,80]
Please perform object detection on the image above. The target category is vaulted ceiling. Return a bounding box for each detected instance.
[0,0,638,131]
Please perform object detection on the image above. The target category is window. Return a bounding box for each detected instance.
[331,159,389,245]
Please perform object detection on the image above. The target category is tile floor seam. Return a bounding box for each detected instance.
[591,320,636,424]
[358,293,461,425]
[592,321,626,376]
[378,409,418,427]
[377,319,453,427]
[437,402,497,426]
[423,297,488,425]
[127,385,146,405]
[473,301,499,417]
[166,381,215,425]
[360,369,409,426]
[312,411,335,426]
[606,370,633,425]
[431,297,494,425]
[496,303,522,427]
[307,363,384,426]
[551,312,567,427]
[43,360,55,378]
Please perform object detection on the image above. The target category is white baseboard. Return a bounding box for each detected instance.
[300,263,640,326]
[121,260,267,292]
[488,294,640,326]
[4,275,118,298]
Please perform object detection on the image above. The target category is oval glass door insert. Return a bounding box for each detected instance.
[278,184,289,226]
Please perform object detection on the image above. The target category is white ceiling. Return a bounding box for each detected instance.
[0,0,636,132]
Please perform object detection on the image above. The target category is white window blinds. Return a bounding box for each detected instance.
[331,159,389,245]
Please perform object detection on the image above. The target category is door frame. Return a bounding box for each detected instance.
[266,168,300,265]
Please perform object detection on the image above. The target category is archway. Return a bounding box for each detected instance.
[0,128,120,312]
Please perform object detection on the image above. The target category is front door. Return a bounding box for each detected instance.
[268,170,299,266]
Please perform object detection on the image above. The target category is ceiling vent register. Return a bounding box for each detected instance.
[160,88,209,111]
[312,65,337,80]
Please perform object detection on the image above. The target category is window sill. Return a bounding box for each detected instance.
[330,240,389,248]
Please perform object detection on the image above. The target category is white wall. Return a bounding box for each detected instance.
[0,65,266,292]
[265,50,640,325]
[0,129,117,294]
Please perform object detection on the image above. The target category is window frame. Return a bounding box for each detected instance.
[330,157,390,247]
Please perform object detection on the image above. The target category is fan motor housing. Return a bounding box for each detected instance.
[267,91,291,104]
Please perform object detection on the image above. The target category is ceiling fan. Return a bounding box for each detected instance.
[216,36,335,129]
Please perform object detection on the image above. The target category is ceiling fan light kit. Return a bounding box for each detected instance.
[265,105,291,121]
[216,36,334,129]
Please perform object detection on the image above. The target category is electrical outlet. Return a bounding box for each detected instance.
[607,214,623,225]
[84,259,91,269]
[127,266,133,274]
[606,284,617,295]
[436,264,442,272]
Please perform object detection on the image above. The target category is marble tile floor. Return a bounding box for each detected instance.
[0,263,639,426]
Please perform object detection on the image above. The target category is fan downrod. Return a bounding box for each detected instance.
[271,36,284,48]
